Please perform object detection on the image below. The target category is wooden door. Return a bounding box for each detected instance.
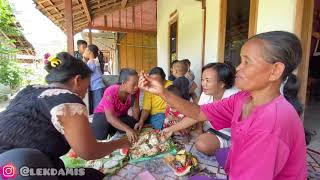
[119,32,157,73]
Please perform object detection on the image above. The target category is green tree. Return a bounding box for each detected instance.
[0,58,23,89]
[0,0,20,36]
[0,0,23,89]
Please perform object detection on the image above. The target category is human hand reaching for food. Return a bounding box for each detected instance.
[161,128,174,140]
[126,128,138,143]
[134,121,144,131]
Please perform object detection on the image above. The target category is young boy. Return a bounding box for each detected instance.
[168,60,179,81]
[181,59,195,83]
[181,59,198,102]
[74,40,87,61]
[172,61,191,100]
[172,61,198,102]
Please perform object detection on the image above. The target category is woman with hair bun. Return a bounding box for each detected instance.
[140,31,307,179]
[0,52,130,180]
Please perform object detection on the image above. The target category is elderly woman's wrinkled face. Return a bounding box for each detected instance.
[124,75,139,95]
[235,39,276,91]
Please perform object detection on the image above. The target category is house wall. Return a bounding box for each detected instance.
[205,0,222,64]
[157,0,299,95]
[256,0,297,33]
[157,0,221,94]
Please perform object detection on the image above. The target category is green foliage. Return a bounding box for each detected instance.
[0,0,21,54]
[21,64,47,86]
[0,58,23,89]
[0,0,20,36]
[0,0,34,90]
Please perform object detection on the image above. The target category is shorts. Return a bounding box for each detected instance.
[207,128,231,148]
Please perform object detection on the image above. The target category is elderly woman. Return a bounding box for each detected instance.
[139,31,307,179]
[0,52,130,180]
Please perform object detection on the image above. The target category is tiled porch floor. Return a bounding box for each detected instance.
[106,135,227,180]
[304,100,320,179]
[106,99,320,180]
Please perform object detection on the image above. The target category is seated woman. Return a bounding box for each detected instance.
[91,68,140,143]
[195,62,239,155]
[0,52,130,180]
[140,31,307,179]
[83,44,106,114]
[136,67,172,130]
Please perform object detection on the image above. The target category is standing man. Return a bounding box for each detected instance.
[74,40,88,60]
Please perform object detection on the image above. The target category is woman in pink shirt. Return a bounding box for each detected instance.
[91,68,140,143]
[138,31,307,179]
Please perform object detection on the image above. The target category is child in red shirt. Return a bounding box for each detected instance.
[163,85,189,135]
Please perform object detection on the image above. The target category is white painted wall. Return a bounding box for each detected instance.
[256,0,297,33]
[204,0,221,64]
[157,0,203,94]
[157,0,179,75]
[157,0,298,94]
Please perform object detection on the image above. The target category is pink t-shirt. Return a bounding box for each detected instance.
[94,84,139,117]
[200,91,307,180]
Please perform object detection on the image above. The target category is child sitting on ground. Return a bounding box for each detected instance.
[172,61,191,100]
[181,59,198,102]
[163,85,190,135]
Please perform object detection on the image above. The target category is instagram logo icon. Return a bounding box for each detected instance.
[0,163,17,179]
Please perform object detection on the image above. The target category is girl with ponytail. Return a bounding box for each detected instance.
[83,44,106,114]
[97,50,105,74]
[139,31,307,179]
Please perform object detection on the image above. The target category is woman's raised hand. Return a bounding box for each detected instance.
[138,72,164,95]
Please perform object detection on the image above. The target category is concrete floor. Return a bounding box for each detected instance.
[304,100,320,149]
[304,99,320,179]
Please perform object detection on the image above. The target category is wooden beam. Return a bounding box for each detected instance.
[294,0,304,39]
[140,4,142,29]
[248,0,259,38]
[201,0,206,70]
[65,0,74,54]
[46,0,64,19]
[218,0,227,62]
[121,0,128,8]
[80,0,92,23]
[88,25,93,44]
[92,0,148,17]
[90,25,156,34]
[89,0,117,10]
[297,0,314,113]
[132,6,135,29]
[50,11,81,19]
